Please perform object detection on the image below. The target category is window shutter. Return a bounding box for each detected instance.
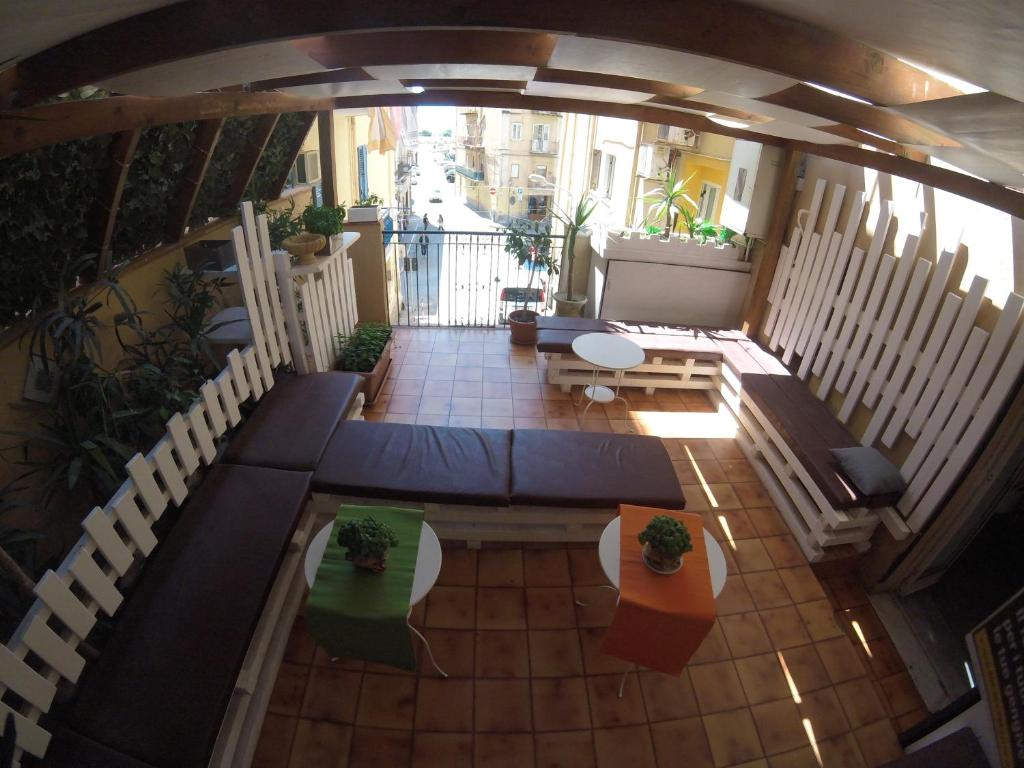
[357,144,369,199]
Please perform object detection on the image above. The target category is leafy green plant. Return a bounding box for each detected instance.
[255,199,303,250]
[354,193,383,207]
[245,113,313,201]
[638,515,693,558]
[336,322,392,373]
[645,169,697,239]
[0,481,43,632]
[302,202,346,237]
[189,116,259,227]
[680,207,700,238]
[503,222,557,313]
[336,516,399,571]
[550,196,597,302]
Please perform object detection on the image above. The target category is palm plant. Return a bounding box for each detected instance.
[645,169,697,239]
[551,195,598,303]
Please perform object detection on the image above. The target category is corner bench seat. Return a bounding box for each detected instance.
[535,316,727,359]
[46,464,313,768]
[222,371,364,471]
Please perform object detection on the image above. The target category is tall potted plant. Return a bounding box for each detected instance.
[301,201,347,256]
[551,195,598,317]
[644,169,697,241]
[503,222,557,345]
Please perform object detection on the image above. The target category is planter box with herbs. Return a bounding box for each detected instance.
[336,322,393,403]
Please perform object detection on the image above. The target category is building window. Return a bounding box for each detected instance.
[510,162,520,179]
[697,181,722,221]
[589,150,602,191]
[356,145,369,200]
[511,122,523,140]
[534,165,546,179]
[603,154,616,198]
[527,195,549,218]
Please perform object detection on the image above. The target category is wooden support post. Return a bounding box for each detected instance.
[267,112,316,201]
[164,118,224,243]
[91,128,141,275]
[741,148,801,338]
[317,109,337,207]
[225,113,279,208]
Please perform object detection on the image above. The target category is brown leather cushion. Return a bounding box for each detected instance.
[536,328,722,358]
[881,728,988,767]
[313,420,513,505]
[61,464,312,768]
[510,429,685,509]
[222,371,363,471]
[536,317,623,332]
[46,728,158,767]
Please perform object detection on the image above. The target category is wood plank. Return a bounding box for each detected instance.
[796,233,844,378]
[109,488,158,556]
[535,68,703,99]
[0,645,56,713]
[317,109,337,207]
[126,453,168,520]
[32,572,93,641]
[166,412,201,475]
[186,401,218,464]
[231,224,275,388]
[164,118,224,242]
[225,113,279,210]
[66,546,122,617]
[200,380,229,437]
[81,508,134,576]
[241,345,266,399]
[256,213,293,365]
[21,615,84,682]
[90,128,141,274]
[241,203,281,369]
[150,439,188,506]
[216,369,243,427]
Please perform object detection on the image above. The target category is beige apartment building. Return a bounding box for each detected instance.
[455,107,562,224]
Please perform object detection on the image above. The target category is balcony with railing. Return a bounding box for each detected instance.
[530,138,559,154]
[456,164,485,181]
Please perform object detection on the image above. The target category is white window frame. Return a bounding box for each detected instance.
[510,122,523,140]
[510,162,520,179]
[603,154,616,198]
[697,181,722,221]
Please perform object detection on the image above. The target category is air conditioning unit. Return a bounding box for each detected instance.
[294,150,321,184]
[637,144,671,177]
[657,125,699,148]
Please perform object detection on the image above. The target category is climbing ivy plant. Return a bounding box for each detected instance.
[245,112,311,201]
[188,116,258,227]
[109,122,197,262]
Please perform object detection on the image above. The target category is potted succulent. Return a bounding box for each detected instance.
[551,195,598,317]
[644,169,697,241]
[502,222,558,345]
[336,516,399,573]
[302,201,347,255]
[638,515,693,575]
[348,193,383,223]
[336,322,393,403]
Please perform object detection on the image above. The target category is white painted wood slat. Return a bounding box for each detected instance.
[126,454,168,521]
[0,645,55,712]
[231,225,275,389]
[81,507,133,576]
[65,547,122,617]
[109,489,158,556]
[32,574,94,641]
[21,616,84,682]
[255,211,293,365]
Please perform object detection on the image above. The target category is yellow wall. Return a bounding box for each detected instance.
[680,155,730,223]
[330,109,398,209]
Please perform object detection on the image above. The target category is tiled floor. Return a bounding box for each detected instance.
[253,328,927,768]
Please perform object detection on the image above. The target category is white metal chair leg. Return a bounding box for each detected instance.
[574,583,619,606]
[618,669,629,699]
[408,619,448,678]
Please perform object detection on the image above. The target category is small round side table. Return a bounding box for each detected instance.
[571,332,645,417]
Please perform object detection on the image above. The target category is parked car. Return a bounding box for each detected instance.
[429,189,443,203]
[445,172,455,183]
[497,284,546,324]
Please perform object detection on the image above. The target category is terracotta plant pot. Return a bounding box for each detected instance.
[351,551,389,573]
[554,293,588,317]
[642,542,683,575]
[352,339,394,404]
[508,309,539,345]
[282,232,326,266]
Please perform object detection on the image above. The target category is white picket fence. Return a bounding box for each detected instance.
[757,178,1024,551]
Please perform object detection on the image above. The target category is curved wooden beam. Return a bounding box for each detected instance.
[0,1,960,108]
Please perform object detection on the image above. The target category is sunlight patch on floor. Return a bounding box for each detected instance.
[630,405,738,439]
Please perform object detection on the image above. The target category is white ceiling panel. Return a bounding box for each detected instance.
[282,80,408,99]
[99,41,326,97]
[913,147,1024,187]
[0,0,181,66]
[525,80,654,104]
[548,36,797,98]
[689,90,832,127]
[739,120,856,145]
[363,64,537,82]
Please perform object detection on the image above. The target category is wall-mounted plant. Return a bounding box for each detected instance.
[638,514,693,574]
[336,516,399,572]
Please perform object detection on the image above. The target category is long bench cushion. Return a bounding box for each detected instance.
[510,429,685,509]
[313,420,513,505]
[537,328,723,358]
[57,464,313,768]
[222,371,363,471]
[47,729,158,768]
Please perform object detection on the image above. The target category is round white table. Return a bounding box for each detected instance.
[304,520,447,676]
[571,332,645,417]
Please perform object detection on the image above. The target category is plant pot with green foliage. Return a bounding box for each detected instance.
[336,516,399,573]
[552,196,598,317]
[638,515,693,575]
[348,193,383,223]
[336,322,393,403]
[503,222,557,345]
[302,201,347,256]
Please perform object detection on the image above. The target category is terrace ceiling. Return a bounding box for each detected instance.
[1,0,1022,214]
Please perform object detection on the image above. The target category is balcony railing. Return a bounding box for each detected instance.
[460,133,483,147]
[456,165,485,181]
[530,139,559,154]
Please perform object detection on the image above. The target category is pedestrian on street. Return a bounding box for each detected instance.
[437,214,445,230]
[422,214,431,229]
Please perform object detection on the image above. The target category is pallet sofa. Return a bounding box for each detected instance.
[41,372,684,768]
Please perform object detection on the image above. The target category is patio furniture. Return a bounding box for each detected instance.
[304,518,447,676]
[571,331,645,417]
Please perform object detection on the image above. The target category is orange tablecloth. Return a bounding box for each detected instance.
[600,505,716,676]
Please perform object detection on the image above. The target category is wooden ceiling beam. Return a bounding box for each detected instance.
[0,1,960,109]
[815,123,930,162]
[267,112,316,200]
[317,109,337,207]
[250,68,373,91]
[401,79,527,91]
[646,95,774,124]
[164,118,225,243]
[533,68,704,99]
[224,113,280,208]
[91,128,141,274]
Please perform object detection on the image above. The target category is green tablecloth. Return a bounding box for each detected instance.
[306,505,424,671]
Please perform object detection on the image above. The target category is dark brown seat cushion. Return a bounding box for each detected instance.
[510,429,685,509]
[46,728,158,767]
[58,464,312,768]
[313,420,513,505]
[222,371,363,471]
[536,328,722,358]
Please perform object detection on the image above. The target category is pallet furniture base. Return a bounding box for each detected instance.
[546,351,719,394]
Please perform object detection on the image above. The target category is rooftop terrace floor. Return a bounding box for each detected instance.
[253,328,926,768]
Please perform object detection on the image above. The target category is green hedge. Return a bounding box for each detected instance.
[245,112,310,201]
[188,116,258,227]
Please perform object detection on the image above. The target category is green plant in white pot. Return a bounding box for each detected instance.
[638,515,693,574]
[551,195,598,317]
[644,168,697,241]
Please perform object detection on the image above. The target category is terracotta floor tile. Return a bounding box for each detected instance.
[524,548,571,586]
[403,352,431,366]
[879,672,925,717]
[425,586,476,629]
[532,677,593,731]
[449,396,482,415]
[796,687,849,740]
[472,733,535,768]
[651,716,715,767]
[483,353,509,368]
[529,629,584,676]
[536,729,597,768]
[417,396,452,415]
[515,416,547,429]
[817,731,870,768]
[779,644,833,694]
[384,413,417,424]
[766,745,821,768]
[422,379,454,397]
[252,713,296,768]
[840,604,887,641]
[288,719,352,767]
[541,384,573,400]
[862,636,906,679]
[472,630,528,678]
[734,482,774,508]
[483,367,512,383]
[414,677,473,731]
[312,647,364,671]
[674,460,699,484]
[397,364,428,380]
[437,548,477,587]
[526,586,578,628]
[713,509,760,541]
[746,507,791,537]
[284,616,317,665]
[690,660,749,713]
[797,600,845,641]
[450,379,482,398]
[416,629,475,678]
[719,457,759,482]
[480,398,514,417]
[721,612,775,657]
[759,606,814,650]
[453,365,483,381]
[816,637,867,684]
[751,698,809,755]
[763,536,807,568]
[896,708,927,732]
[478,548,525,587]
[824,575,870,609]
[694,459,728,483]
[480,381,511,398]
[482,416,516,429]
[580,626,632,674]
[580,418,614,432]
[690,621,734,665]
[778,567,827,604]
[569,548,608,585]
[477,587,527,629]
[835,678,887,729]
[300,669,362,723]
[416,413,449,426]
[588,672,650,727]
[734,652,792,705]
[426,365,456,381]
[593,724,658,768]
[572,587,618,627]
[387,394,420,414]
[706,483,743,510]
[348,727,412,768]
[513,398,547,418]
[703,709,765,767]
[744,571,794,609]
[639,670,700,722]
[411,732,473,768]
[733,539,778,573]
[716,577,758,615]
[355,673,416,729]
[269,662,309,717]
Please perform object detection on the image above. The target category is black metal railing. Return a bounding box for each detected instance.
[383,228,566,327]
